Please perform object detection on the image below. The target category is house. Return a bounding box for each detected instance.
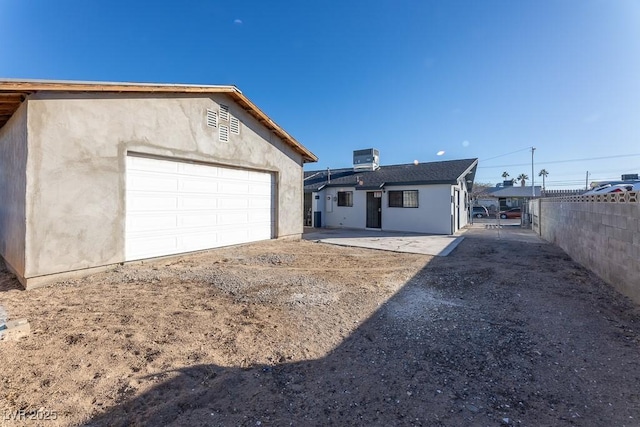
[482,184,542,210]
[304,149,478,235]
[0,79,317,288]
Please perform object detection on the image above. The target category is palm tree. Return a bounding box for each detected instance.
[501,171,510,179]
[538,169,549,193]
[517,173,529,187]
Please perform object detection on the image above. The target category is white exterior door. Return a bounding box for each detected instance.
[125,155,274,261]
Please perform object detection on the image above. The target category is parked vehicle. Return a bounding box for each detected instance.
[584,180,640,195]
[499,208,521,219]
[472,206,489,218]
[583,182,640,195]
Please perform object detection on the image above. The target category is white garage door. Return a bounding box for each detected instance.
[125,155,275,261]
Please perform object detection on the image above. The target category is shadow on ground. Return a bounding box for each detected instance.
[73,229,640,426]
[0,266,22,292]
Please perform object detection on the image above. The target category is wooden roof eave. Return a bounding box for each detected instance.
[229,91,317,163]
[0,81,318,163]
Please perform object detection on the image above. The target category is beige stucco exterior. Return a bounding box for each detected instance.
[0,103,28,277]
[0,91,311,288]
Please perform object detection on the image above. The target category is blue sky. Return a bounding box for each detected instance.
[1,0,639,188]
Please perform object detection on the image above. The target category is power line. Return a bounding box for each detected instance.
[478,153,640,169]
[479,147,532,163]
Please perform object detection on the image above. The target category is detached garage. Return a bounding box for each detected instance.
[0,80,317,288]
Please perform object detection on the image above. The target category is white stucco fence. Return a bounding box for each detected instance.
[530,192,640,304]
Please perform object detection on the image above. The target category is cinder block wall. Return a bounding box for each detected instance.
[532,194,640,304]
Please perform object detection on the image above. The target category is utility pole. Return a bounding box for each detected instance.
[531,147,536,198]
[585,171,590,190]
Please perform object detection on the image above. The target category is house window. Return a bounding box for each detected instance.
[388,190,418,208]
[337,191,353,207]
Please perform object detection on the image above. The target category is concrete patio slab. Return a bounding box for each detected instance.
[302,228,465,256]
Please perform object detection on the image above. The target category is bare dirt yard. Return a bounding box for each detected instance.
[1,226,639,426]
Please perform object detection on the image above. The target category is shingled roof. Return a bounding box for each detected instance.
[304,158,478,192]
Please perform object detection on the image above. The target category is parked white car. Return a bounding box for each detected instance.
[584,182,640,195]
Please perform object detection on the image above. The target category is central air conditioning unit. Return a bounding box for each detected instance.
[353,148,380,171]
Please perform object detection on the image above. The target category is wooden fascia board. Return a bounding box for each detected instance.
[229,91,317,163]
[0,81,239,94]
[0,81,318,163]
[458,159,479,180]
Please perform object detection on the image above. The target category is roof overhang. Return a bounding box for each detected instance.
[459,159,479,190]
[0,79,318,163]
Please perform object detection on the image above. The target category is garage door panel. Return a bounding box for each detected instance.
[249,183,273,195]
[249,198,272,209]
[180,162,219,177]
[129,156,179,173]
[217,230,250,246]
[128,195,179,211]
[126,156,274,261]
[249,210,272,222]
[129,175,179,192]
[180,196,218,209]
[178,213,219,228]
[217,212,250,225]
[219,168,249,180]
[219,182,250,194]
[126,235,179,259]
[181,232,218,250]
[249,228,272,240]
[179,178,219,193]
[217,198,250,209]
[248,170,272,181]
[128,214,177,232]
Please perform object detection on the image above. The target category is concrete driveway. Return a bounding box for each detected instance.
[302,227,465,256]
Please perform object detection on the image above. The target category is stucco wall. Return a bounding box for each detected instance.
[531,195,640,304]
[453,180,470,231]
[383,185,453,234]
[24,92,304,280]
[320,187,367,229]
[318,184,454,234]
[0,103,28,277]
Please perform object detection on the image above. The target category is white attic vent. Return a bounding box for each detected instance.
[219,124,229,142]
[220,104,230,121]
[230,116,240,134]
[206,109,218,127]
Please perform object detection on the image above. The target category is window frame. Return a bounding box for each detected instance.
[388,190,419,208]
[337,191,353,207]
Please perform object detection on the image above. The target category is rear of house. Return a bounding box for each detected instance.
[0,80,317,288]
[304,150,477,235]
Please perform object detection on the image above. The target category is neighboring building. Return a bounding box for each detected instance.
[483,185,542,210]
[0,80,317,288]
[473,183,584,211]
[304,150,478,235]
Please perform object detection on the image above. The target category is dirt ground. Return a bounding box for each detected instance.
[1,226,639,426]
